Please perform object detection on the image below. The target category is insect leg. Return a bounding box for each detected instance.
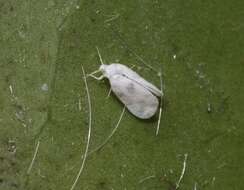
[106,88,112,99]
[87,69,100,76]
[156,70,163,136]
[88,74,105,80]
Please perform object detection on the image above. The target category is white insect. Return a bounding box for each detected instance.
[88,48,163,119]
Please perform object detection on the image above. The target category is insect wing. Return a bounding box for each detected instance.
[109,74,159,119]
[127,75,163,97]
[113,64,162,97]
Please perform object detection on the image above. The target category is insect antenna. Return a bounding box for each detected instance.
[86,47,104,78]
[96,46,105,66]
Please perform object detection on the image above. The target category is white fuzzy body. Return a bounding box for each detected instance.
[100,64,162,119]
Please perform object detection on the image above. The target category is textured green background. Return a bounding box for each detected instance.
[0,0,243,189]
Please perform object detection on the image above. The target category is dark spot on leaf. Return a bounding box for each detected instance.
[96,180,109,189]
[10,182,18,188]
[98,181,106,187]
[90,17,96,22]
